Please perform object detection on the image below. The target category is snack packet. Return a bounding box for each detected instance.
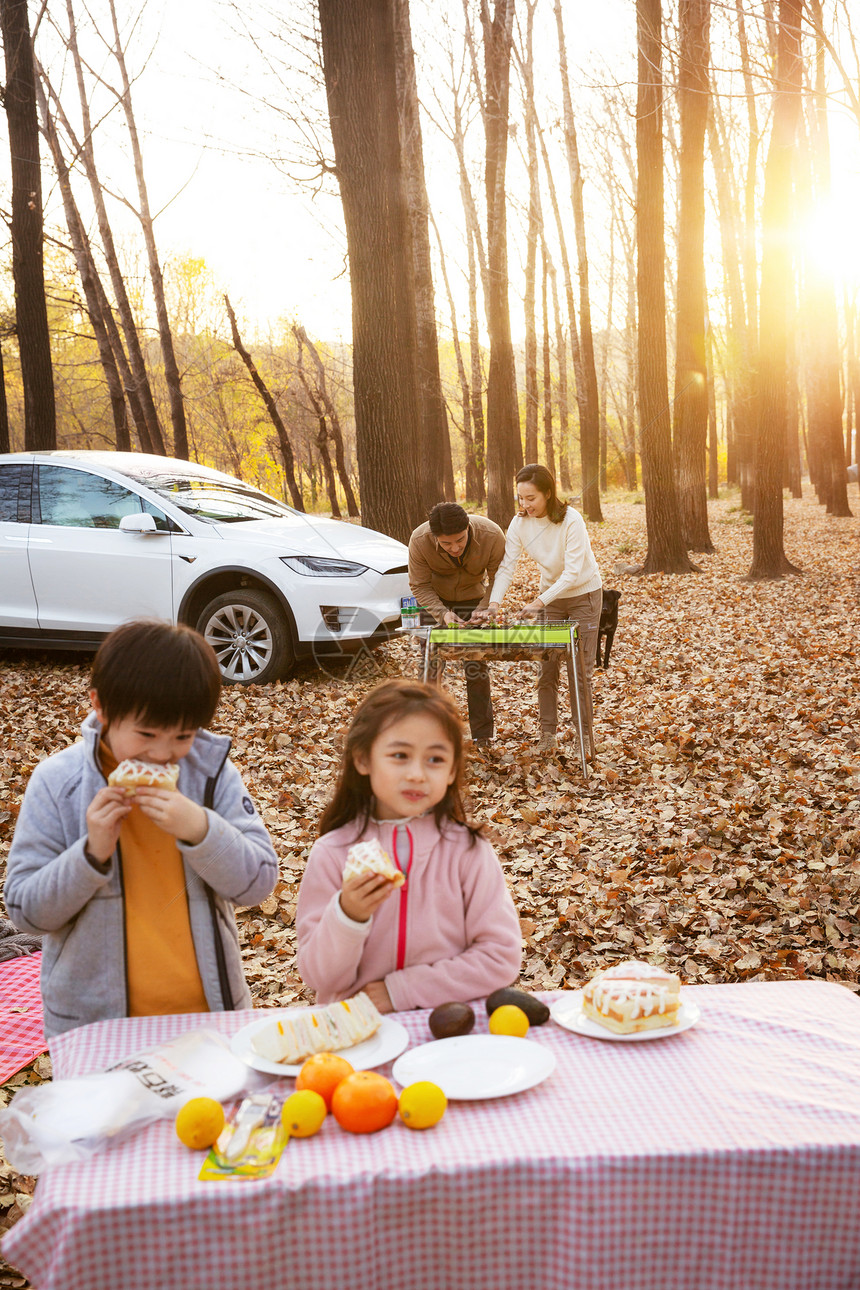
[0,1029,266,1174]
[199,1093,288,1181]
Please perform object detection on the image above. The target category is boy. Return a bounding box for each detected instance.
[5,620,279,1037]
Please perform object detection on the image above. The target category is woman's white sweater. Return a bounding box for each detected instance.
[489,506,602,606]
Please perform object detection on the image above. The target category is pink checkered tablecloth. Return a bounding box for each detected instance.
[4,981,860,1290]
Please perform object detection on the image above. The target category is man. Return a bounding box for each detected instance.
[408,503,506,744]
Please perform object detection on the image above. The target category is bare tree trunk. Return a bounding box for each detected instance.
[432,212,479,500]
[36,76,130,450]
[63,0,166,454]
[673,0,713,551]
[224,296,303,510]
[481,0,522,526]
[707,322,719,498]
[0,338,10,452]
[520,0,540,464]
[541,239,555,476]
[292,324,359,516]
[535,120,585,493]
[105,0,187,458]
[318,0,424,543]
[393,0,452,506]
[749,0,803,580]
[708,92,753,495]
[553,0,602,521]
[735,0,761,511]
[636,0,695,573]
[1,0,56,450]
[548,254,571,490]
[804,0,851,516]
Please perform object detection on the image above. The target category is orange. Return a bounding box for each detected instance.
[488,1004,530,1037]
[174,1097,226,1150]
[331,1071,398,1134]
[296,1053,355,1109]
[398,1081,447,1130]
[281,1089,327,1138]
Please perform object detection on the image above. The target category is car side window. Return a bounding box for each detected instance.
[0,464,24,522]
[36,465,145,529]
[141,497,175,532]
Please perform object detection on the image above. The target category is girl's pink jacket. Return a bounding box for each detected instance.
[295,813,522,1010]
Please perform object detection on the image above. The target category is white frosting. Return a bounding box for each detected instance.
[343,839,404,887]
[108,759,179,790]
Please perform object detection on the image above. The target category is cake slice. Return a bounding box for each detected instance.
[251,993,383,1065]
[583,961,681,1034]
[343,839,405,888]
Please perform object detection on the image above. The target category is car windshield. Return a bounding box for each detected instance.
[117,470,299,523]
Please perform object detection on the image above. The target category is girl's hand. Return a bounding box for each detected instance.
[363,980,394,1014]
[516,598,544,621]
[85,787,132,862]
[133,788,209,845]
[340,872,397,923]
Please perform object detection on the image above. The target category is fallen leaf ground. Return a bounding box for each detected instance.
[0,491,858,1282]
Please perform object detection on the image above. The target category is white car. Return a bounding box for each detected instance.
[0,451,410,684]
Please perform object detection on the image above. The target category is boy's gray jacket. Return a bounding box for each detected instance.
[5,713,279,1038]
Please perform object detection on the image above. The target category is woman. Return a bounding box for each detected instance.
[486,464,602,752]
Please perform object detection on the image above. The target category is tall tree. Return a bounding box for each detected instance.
[803,0,851,516]
[553,0,602,521]
[224,296,303,510]
[61,0,165,455]
[104,0,189,459]
[1,0,56,450]
[481,0,522,526]
[673,0,713,551]
[317,0,424,543]
[636,0,695,573]
[748,0,803,579]
[36,74,130,450]
[393,0,453,507]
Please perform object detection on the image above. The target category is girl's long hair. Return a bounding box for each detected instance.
[318,680,482,844]
[516,462,567,524]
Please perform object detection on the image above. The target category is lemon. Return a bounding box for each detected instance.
[398,1081,447,1130]
[282,1089,327,1138]
[488,1004,530,1037]
[175,1097,226,1150]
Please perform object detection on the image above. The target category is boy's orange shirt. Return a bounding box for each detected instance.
[100,743,209,1018]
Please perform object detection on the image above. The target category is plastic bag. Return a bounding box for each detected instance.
[0,1028,266,1174]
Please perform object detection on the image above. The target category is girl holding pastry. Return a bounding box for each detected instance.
[485,462,602,752]
[295,680,522,1014]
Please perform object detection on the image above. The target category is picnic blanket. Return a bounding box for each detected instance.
[0,950,47,1084]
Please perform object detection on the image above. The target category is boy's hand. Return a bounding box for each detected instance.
[339,872,397,923]
[363,980,394,1014]
[86,787,133,862]
[133,788,209,845]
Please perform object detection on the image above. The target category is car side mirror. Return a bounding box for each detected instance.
[119,513,160,534]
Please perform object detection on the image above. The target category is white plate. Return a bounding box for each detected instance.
[550,989,701,1043]
[230,1010,410,1077]
[391,1034,556,1100]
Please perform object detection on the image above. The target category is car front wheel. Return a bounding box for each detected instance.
[196,589,293,685]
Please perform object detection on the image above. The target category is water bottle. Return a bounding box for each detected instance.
[400,596,418,630]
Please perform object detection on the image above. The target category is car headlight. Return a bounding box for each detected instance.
[281,555,369,577]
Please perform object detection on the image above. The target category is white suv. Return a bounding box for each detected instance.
[0,451,410,684]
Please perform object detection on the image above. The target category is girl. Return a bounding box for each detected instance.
[295,680,522,1013]
[486,463,603,752]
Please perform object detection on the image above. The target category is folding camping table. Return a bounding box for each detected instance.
[421,621,595,775]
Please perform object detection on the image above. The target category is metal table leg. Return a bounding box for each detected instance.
[566,626,589,778]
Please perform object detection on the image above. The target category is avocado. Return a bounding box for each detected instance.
[485,987,550,1026]
[429,1002,476,1039]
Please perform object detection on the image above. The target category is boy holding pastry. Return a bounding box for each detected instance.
[5,620,278,1037]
